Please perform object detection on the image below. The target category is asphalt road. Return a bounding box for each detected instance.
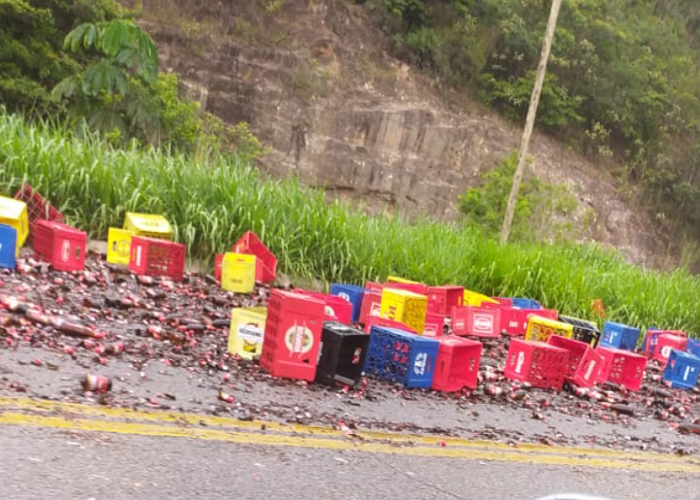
[0,398,697,500]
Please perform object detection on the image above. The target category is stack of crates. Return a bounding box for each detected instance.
[330,284,366,323]
[13,184,64,237]
[432,336,482,392]
[221,253,256,293]
[525,315,574,343]
[653,334,688,365]
[129,236,186,281]
[599,321,640,351]
[547,335,603,388]
[596,347,647,391]
[108,213,172,265]
[363,326,439,388]
[450,305,501,338]
[0,225,17,269]
[558,315,601,347]
[260,290,325,381]
[504,339,569,390]
[316,322,370,386]
[228,307,268,360]
[380,288,428,334]
[0,195,29,253]
[32,221,87,272]
[426,286,464,316]
[233,231,277,284]
[663,350,700,390]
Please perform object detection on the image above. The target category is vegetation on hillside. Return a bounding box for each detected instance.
[2,111,700,333]
[359,0,700,240]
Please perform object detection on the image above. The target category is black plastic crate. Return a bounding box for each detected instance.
[559,315,601,347]
[316,322,369,386]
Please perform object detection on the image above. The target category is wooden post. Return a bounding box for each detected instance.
[500,0,564,244]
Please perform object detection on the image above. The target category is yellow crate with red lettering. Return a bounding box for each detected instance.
[123,212,173,240]
[380,288,427,334]
[525,315,574,343]
[463,289,499,307]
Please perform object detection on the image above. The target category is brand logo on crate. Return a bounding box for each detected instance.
[135,246,143,266]
[370,303,381,317]
[684,366,693,381]
[238,323,263,341]
[324,306,337,318]
[61,240,70,262]
[473,313,494,334]
[661,345,672,359]
[515,352,525,374]
[284,324,314,354]
[423,325,437,336]
[413,353,428,375]
[338,292,350,302]
[584,361,597,381]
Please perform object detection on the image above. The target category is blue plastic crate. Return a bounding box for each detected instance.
[330,283,365,323]
[0,224,17,269]
[364,325,439,388]
[663,350,700,390]
[510,297,541,310]
[687,338,700,358]
[599,321,640,351]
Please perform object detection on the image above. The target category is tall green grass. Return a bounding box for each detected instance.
[1,112,699,332]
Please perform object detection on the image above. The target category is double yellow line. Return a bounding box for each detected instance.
[0,396,698,472]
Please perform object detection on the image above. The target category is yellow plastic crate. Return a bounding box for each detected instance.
[525,315,574,343]
[380,288,428,334]
[386,275,421,284]
[463,289,499,307]
[107,227,135,265]
[228,307,267,360]
[123,212,173,240]
[221,253,256,293]
[0,195,29,253]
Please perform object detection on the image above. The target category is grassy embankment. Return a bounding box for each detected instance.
[1,112,698,332]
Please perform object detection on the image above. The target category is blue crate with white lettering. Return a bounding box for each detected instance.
[0,224,17,269]
[330,283,365,323]
[599,321,640,351]
[510,297,542,310]
[687,338,700,358]
[364,325,439,388]
[663,350,700,390]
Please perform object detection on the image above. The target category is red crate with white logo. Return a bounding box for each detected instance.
[293,289,352,325]
[432,336,482,392]
[500,307,558,336]
[653,334,688,366]
[427,286,464,315]
[642,329,686,356]
[596,347,647,391]
[359,289,382,326]
[364,316,418,335]
[450,305,501,338]
[505,339,569,390]
[547,335,603,388]
[260,290,325,381]
[31,221,86,272]
[422,312,445,337]
[232,231,277,283]
[128,236,186,281]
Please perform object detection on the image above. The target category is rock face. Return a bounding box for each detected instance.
[137,0,674,268]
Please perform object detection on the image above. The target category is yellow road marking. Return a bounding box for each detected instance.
[0,396,696,466]
[1,411,699,472]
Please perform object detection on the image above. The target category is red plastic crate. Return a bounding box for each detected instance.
[294,289,352,325]
[596,347,647,391]
[422,312,445,337]
[359,289,382,325]
[129,236,186,281]
[653,334,688,365]
[432,336,482,392]
[426,286,464,315]
[500,307,558,336]
[547,335,603,388]
[32,221,86,272]
[505,339,569,390]
[14,184,64,233]
[450,305,501,338]
[232,231,277,284]
[364,316,418,335]
[260,289,325,381]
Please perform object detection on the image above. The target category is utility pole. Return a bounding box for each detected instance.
[500,0,564,244]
